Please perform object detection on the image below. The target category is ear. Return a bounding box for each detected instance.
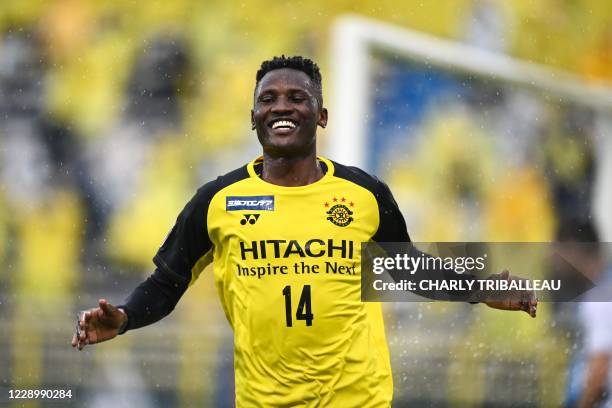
[318,107,328,128]
[251,109,256,130]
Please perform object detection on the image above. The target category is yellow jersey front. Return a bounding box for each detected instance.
[153,156,411,407]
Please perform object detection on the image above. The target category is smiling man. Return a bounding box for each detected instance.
[72,55,536,407]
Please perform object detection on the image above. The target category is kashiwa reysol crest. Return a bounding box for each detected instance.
[324,197,355,227]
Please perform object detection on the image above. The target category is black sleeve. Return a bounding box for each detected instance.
[372,180,477,301]
[118,267,188,332]
[115,166,250,333]
[371,180,411,243]
[153,185,214,283]
[117,184,215,332]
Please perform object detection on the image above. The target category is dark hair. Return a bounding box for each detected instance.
[255,55,323,104]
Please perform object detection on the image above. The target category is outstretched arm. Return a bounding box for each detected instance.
[370,179,537,317]
[386,245,537,317]
[71,267,189,350]
[71,183,217,350]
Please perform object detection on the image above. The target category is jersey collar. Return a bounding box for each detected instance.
[247,156,335,191]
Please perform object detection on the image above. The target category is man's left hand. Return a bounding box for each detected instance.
[483,270,537,318]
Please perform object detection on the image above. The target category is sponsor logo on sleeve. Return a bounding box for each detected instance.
[226,195,274,211]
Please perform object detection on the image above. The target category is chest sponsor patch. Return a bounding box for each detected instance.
[226,195,274,211]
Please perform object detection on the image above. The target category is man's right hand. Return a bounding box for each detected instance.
[71,299,127,350]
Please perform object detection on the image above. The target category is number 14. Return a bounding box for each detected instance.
[282,285,314,327]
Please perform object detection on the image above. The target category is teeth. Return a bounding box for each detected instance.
[272,120,296,129]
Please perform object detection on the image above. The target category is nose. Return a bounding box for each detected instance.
[271,95,293,113]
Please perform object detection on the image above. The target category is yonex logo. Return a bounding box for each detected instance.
[240,214,260,225]
[226,195,274,211]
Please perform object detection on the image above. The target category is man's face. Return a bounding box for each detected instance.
[252,68,327,157]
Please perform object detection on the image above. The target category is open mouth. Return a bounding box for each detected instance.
[269,119,298,133]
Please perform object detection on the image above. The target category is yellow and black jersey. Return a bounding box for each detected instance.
[121,156,410,407]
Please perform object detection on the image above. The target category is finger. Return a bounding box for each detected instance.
[79,320,88,340]
[518,291,529,314]
[80,312,88,328]
[99,299,114,316]
[71,334,78,347]
[78,336,90,350]
[530,296,538,318]
[527,291,537,317]
[500,270,510,280]
[527,303,536,317]
[79,314,90,339]
[79,311,87,323]
[524,291,532,312]
[519,293,536,317]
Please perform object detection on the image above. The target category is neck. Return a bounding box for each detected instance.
[261,151,323,187]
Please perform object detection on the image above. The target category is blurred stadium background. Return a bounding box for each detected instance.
[0,0,611,406]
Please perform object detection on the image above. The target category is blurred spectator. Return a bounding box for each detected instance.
[82,34,189,262]
[577,231,612,408]
[463,0,512,53]
[493,88,544,167]
[580,27,612,83]
[0,29,81,206]
[0,29,85,260]
[542,106,596,222]
[0,28,84,393]
[125,35,188,129]
[555,220,612,407]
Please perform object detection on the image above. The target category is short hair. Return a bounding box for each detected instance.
[255,55,323,104]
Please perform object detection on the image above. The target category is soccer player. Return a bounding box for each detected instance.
[72,56,537,406]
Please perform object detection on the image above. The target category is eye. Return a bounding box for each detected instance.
[258,94,274,103]
[290,93,307,103]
